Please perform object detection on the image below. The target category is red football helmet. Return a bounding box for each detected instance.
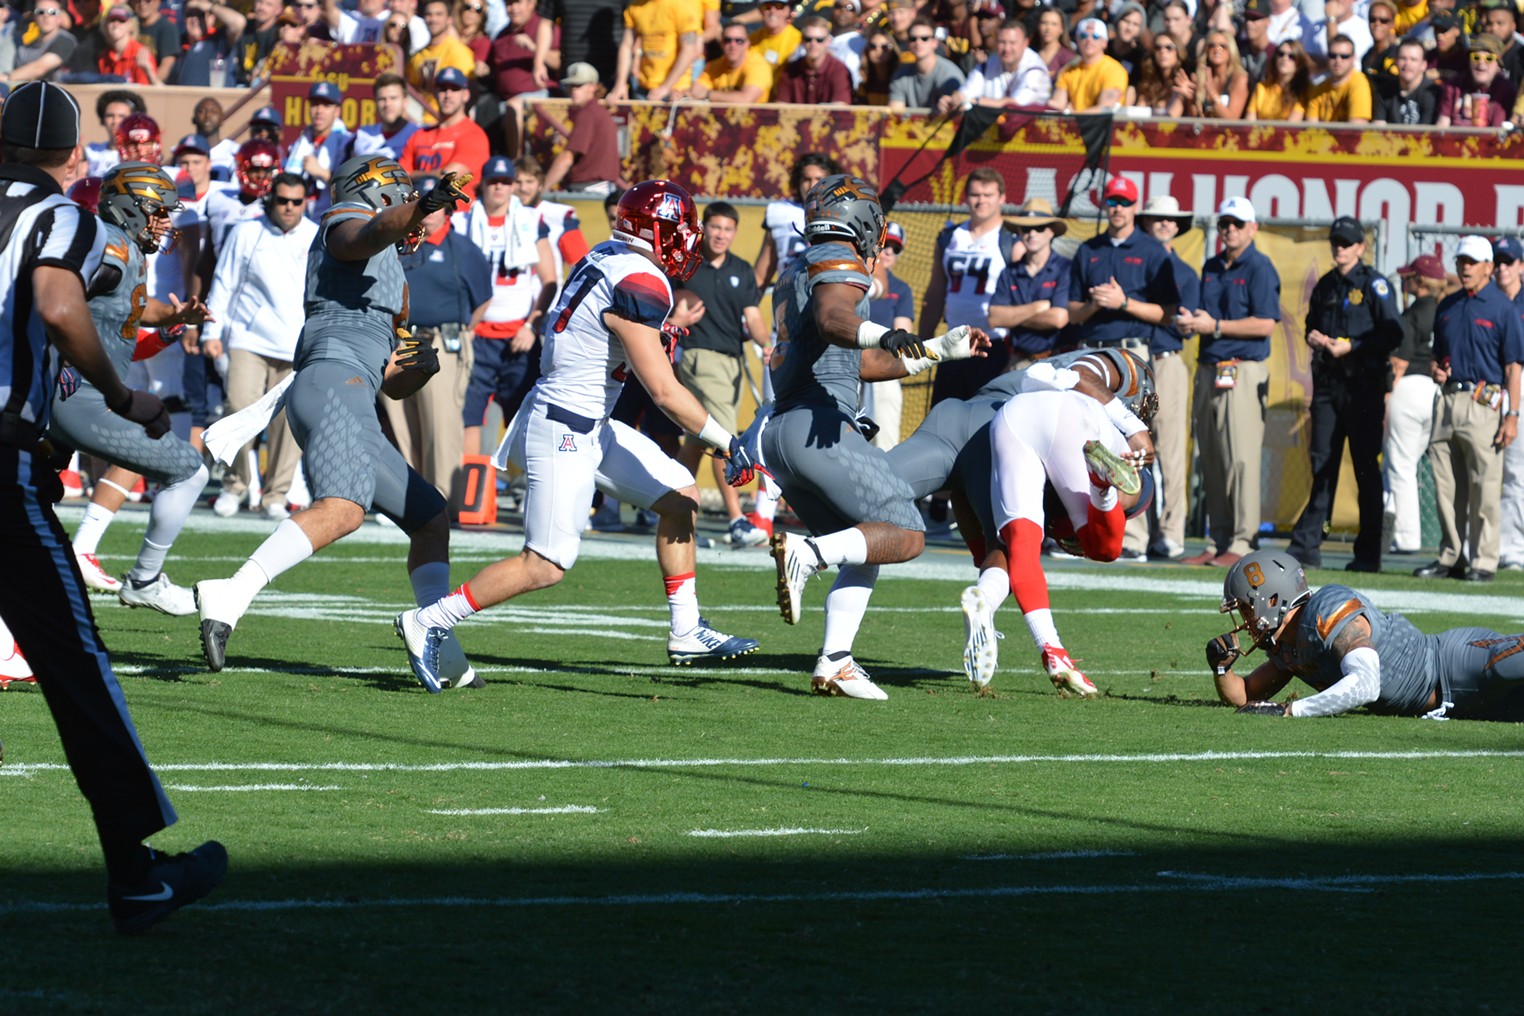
[116,112,162,164]
[67,176,104,215]
[611,180,703,282]
[235,139,281,200]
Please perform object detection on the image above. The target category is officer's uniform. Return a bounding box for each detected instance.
[1287,261,1402,569]
[1426,280,1524,575]
[1193,240,1282,559]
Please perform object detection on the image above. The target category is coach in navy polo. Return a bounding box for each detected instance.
[1415,234,1524,582]
[1067,176,1179,353]
[988,197,1072,366]
[1178,195,1282,567]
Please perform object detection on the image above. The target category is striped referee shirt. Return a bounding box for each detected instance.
[0,164,106,439]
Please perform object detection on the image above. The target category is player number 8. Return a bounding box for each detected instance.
[1243,562,1265,588]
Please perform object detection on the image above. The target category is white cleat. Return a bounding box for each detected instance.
[76,552,122,593]
[960,586,1002,689]
[436,627,483,689]
[118,572,197,616]
[1042,644,1099,698]
[1083,439,1141,497]
[212,491,240,518]
[811,653,888,701]
[771,532,819,625]
[194,578,252,672]
[394,608,449,693]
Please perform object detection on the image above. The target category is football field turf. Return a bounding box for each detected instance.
[5,508,1524,1013]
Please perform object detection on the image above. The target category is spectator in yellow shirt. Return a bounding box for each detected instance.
[1393,0,1427,36]
[750,0,803,98]
[691,25,774,102]
[407,0,478,92]
[1048,17,1128,112]
[1305,34,1372,123]
[611,0,704,102]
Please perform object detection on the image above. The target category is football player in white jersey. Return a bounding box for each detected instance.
[202,140,281,255]
[397,181,762,688]
[513,155,591,281]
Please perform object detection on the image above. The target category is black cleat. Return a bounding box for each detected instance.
[200,620,231,672]
[108,840,228,935]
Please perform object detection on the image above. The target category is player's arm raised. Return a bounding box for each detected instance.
[326,172,471,262]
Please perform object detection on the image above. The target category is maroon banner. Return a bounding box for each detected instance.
[265,42,404,149]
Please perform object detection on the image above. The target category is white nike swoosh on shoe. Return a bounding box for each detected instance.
[121,881,174,902]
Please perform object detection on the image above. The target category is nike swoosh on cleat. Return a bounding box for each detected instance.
[121,881,174,902]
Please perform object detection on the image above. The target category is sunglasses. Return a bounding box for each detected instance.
[803,34,830,42]
[271,196,306,207]
[1369,13,1392,21]
[1207,41,1228,49]
[1105,196,1134,208]
[463,2,483,8]
[1330,238,1358,249]
[1472,51,1499,63]
[1328,51,1354,60]
[1016,223,1051,233]
[1155,43,1176,51]
[1217,217,1246,230]
[723,34,748,42]
[868,41,892,49]
[1076,30,1105,40]
[1498,255,1519,266]
[34,6,60,13]
[1276,49,1296,58]
[909,33,935,41]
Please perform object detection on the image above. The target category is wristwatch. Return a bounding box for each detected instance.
[1212,319,1223,340]
[1507,411,1520,418]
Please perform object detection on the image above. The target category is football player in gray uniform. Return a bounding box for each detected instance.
[194,155,475,687]
[1210,550,1524,719]
[50,162,214,616]
[760,174,989,699]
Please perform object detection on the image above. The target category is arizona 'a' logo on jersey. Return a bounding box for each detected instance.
[559,434,577,452]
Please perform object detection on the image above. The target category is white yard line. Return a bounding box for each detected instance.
[687,827,865,838]
[427,806,602,815]
[163,784,342,792]
[963,849,1138,861]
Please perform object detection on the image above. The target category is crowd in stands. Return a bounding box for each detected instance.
[0,0,1519,129]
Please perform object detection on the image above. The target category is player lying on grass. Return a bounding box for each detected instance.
[1210,550,1524,719]
[396,181,761,692]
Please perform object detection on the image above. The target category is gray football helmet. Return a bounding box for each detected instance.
[98,162,182,254]
[1118,349,1158,424]
[329,154,416,212]
[802,174,887,260]
[1220,550,1310,649]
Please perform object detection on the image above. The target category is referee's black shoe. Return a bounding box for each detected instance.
[108,840,228,934]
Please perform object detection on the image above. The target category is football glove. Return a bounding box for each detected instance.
[724,436,756,487]
[57,366,82,401]
[880,328,931,360]
[419,171,472,216]
[923,324,978,362]
[1237,701,1286,717]
[395,340,441,377]
[1205,632,1242,675]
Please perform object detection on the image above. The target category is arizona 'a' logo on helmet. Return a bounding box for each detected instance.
[235,139,281,200]
[330,154,417,213]
[802,174,888,260]
[612,180,704,283]
[99,162,183,254]
[115,112,162,164]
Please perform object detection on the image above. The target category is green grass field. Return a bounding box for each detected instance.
[5,507,1524,1014]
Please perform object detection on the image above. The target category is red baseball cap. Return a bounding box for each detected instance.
[1397,253,1445,281]
[1103,176,1139,204]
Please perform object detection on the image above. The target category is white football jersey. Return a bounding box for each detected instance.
[535,198,582,281]
[534,240,672,420]
[937,221,1012,334]
[763,199,807,282]
[454,197,550,328]
[204,187,265,254]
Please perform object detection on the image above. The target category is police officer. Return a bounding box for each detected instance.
[1286,216,1403,572]
[1177,196,1283,567]
[0,82,225,932]
[1414,235,1524,583]
[1068,177,1180,360]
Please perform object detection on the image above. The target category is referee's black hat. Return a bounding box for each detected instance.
[1,81,80,150]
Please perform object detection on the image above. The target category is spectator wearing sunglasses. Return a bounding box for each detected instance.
[1047,17,1126,113]
[1311,0,1369,71]
[1305,34,1372,123]
[888,16,965,109]
[2,2,76,82]
[826,0,867,88]
[1247,38,1311,121]
[857,27,899,105]
[1438,33,1515,127]
[1286,216,1402,573]
[777,15,853,104]
[691,24,771,102]
[1362,0,1401,89]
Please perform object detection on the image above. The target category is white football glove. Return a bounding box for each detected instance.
[923,325,978,362]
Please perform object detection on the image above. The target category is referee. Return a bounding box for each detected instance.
[0,82,225,933]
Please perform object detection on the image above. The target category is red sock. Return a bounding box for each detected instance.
[1000,519,1050,613]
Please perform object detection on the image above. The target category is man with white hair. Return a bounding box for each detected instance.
[937,17,1051,114]
[1047,17,1128,112]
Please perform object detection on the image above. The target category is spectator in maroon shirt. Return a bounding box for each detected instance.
[1436,33,1516,127]
[488,0,558,156]
[776,16,853,104]
[1427,13,1468,85]
[543,62,621,193]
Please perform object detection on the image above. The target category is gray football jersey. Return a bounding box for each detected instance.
[87,222,147,377]
[771,241,872,416]
[295,202,406,387]
[1271,584,1438,715]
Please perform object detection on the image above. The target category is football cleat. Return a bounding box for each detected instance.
[126,477,147,503]
[744,510,773,540]
[76,552,123,593]
[194,578,252,673]
[960,585,1002,689]
[436,627,483,689]
[108,840,228,935]
[0,620,33,689]
[394,608,451,693]
[668,618,760,665]
[728,516,768,548]
[1042,644,1099,698]
[60,468,84,499]
[212,491,240,518]
[811,653,888,701]
[119,572,196,616]
[771,532,821,625]
[1083,439,1141,497]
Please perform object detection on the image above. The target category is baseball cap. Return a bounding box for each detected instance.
[1397,253,1445,281]
[276,5,302,25]
[1328,215,1364,246]
[1102,176,1138,204]
[105,5,132,20]
[308,80,342,103]
[251,105,282,126]
[1241,0,1269,21]
[1115,1,1146,22]
[434,67,470,90]
[482,155,516,181]
[1494,236,1523,263]
[1216,195,1256,223]
[885,221,905,250]
[835,0,861,10]
[1431,11,1459,31]
[0,81,80,150]
[172,132,211,159]
[1075,16,1108,39]
[1455,235,1495,263]
[561,62,600,87]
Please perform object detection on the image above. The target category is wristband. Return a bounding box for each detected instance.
[1103,396,1148,437]
[1508,411,1520,418]
[856,320,890,349]
[107,388,133,414]
[696,415,733,451]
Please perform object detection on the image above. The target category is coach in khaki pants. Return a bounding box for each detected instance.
[1414,235,1524,583]
[388,187,492,510]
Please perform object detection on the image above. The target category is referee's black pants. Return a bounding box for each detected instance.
[1287,371,1387,569]
[2,447,175,848]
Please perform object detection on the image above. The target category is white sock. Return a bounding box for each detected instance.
[977,567,1009,613]
[73,502,116,555]
[822,563,877,656]
[416,584,481,630]
[409,561,451,607]
[1023,608,1059,651]
[664,571,699,635]
[247,519,314,586]
[1090,482,1117,512]
[807,528,868,567]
